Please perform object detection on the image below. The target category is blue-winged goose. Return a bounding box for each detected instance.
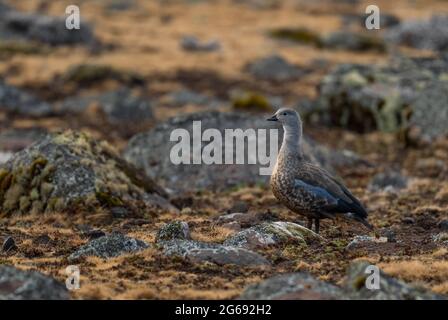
[268,108,373,234]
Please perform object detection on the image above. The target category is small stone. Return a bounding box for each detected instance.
[215,212,247,224]
[345,235,388,250]
[432,232,448,244]
[2,236,17,252]
[180,36,221,52]
[246,55,305,82]
[437,219,448,231]
[402,217,415,224]
[110,207,129,218]
[381,229,397,243]
[156,221,191,243]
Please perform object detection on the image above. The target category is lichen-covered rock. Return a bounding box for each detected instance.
[345,235,388,250]
[69,232,148,260]
[239,273,347,300]
[0,266,70,300]
[156,221,191,242]
[0,80,52,117]
[246,55,305,82]
[368,171,408,192]
[0,9,96,46]
[344,261,446,300]
[56,87,154,124]
[0,130,175,216]
[159,240,270,266]
[223,221,322,249]
[386,15,448,52]
[124,111,362,193]
[315,56,448,140]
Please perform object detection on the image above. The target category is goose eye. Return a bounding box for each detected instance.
[282,112,287,116]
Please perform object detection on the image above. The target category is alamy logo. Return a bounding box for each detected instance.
[169,121,279,175]
[365,5,380,30]
[365,265,380,290]
[65,265,80,290]
[65,5,80,30]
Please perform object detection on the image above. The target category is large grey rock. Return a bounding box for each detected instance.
[0,265,69,300]
[56,87,154,124]
[368,170,408,192]
[69,232,148,260]
[386,15,448,52]
[315,56,448,139]
[223,221,322,250]
[0,9,96,46]
[246,55,305,81]
[0,80,52,117]
[344,261,446,300]
[124,111,361,193]
[159,240,270,266]
[239,273,347,300]
[0,130,174,215]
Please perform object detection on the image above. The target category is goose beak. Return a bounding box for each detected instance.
[267,114,278,121]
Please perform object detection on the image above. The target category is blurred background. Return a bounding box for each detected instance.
[1,0,448,149]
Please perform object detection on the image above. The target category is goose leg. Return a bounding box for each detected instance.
[307,218,313,230]
[314,219,320,234]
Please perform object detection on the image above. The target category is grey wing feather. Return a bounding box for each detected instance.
[293,162,368,219]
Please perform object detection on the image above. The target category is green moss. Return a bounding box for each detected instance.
[19,196,31,212]
[3,184,25,212]
[39,182,54,202]
[96,191,124,207]
[29,157,48,177]
[31,200,44,215]
[232,92,273,112]
[30,188,39,201]
[269,27,321,45]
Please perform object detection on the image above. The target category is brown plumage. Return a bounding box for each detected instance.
[268,108,372,234]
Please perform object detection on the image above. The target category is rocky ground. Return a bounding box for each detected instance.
[0,0,448,300]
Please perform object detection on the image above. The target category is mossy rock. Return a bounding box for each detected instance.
[0,130,175,216]
[315,56,448,138]
[269,27,321,46]
[156,221,191,243]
